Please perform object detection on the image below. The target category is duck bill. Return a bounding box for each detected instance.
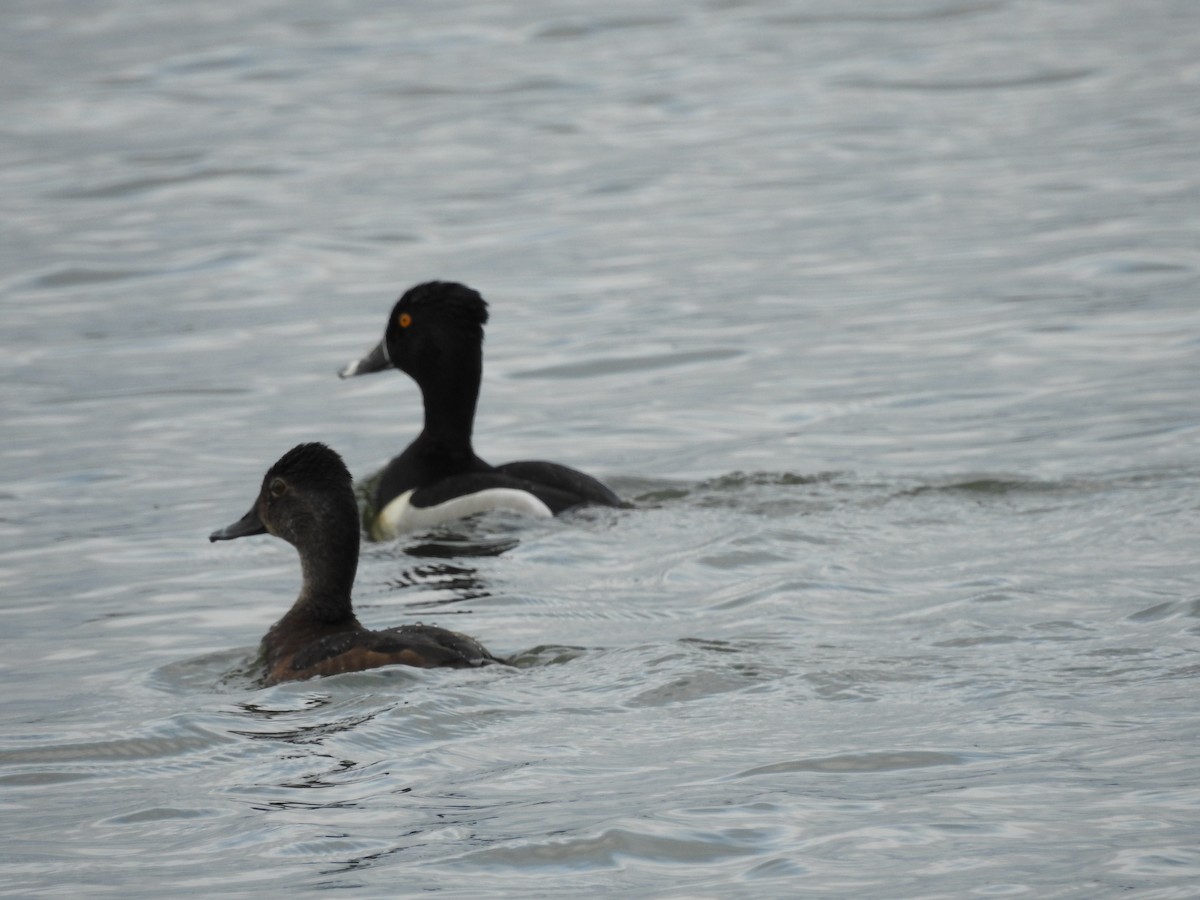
[338,338,391,379]
[209,505,268,542]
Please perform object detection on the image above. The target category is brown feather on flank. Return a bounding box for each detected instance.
[267,647,440,685]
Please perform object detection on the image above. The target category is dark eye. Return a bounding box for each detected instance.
[269,478,287,497]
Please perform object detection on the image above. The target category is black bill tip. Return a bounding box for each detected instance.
[209,506,268,542]
[338,339,391,379]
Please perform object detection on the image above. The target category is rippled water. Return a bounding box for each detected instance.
[3,0,1200,896]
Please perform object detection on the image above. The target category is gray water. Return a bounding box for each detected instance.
[2,0,1199,896]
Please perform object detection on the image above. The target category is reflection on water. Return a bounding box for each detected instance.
[3,0,1200,896]
[397,537,522,561]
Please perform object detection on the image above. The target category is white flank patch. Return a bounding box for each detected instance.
[371,488,553,540]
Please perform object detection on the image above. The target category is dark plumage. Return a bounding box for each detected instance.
[209,442,504,685]
[339,281,625,539]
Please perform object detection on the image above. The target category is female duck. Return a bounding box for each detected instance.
[339,281,624,539]
[210,442,504,685]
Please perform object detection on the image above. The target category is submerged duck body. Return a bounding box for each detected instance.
[339,281,624,540]
[209,442,504,685]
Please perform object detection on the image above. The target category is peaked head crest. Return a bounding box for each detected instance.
[396,281,489,330]
[266,442,351,491]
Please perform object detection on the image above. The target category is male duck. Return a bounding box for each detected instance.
[210,442,505,685]
[339,281,624,539]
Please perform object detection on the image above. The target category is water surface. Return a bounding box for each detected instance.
[2,0,1199,896]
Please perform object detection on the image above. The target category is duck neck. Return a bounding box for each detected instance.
[287,528,360,626]
[418,350,482,451]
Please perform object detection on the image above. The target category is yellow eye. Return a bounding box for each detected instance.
[269,478,287,497]
[398,312,412,328]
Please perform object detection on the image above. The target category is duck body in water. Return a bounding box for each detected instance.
[210,442,504,685]
[339,281,624,539]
